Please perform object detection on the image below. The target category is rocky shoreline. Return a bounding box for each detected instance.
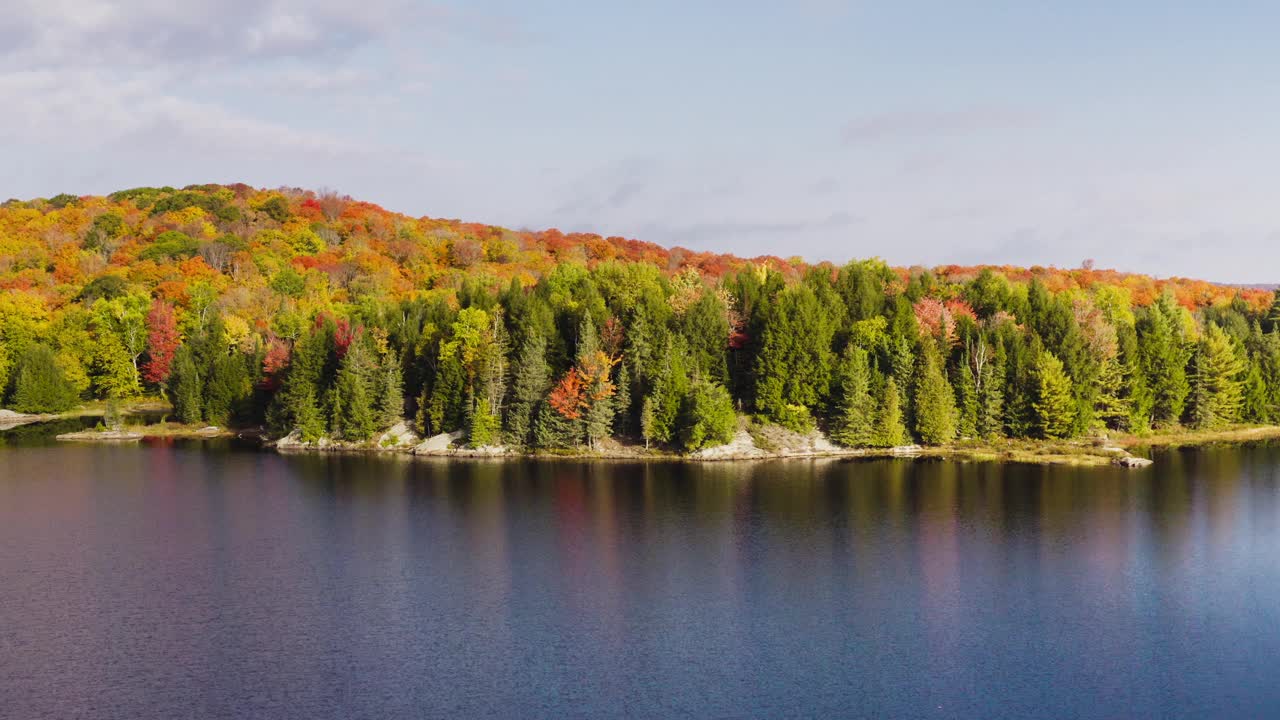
[22,406,1280,469]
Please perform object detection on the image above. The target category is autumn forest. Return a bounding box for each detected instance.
[3,183,1279,453]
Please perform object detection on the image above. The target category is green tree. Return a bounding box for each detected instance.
[1188,323,1245,429]
[829,346,877,447]
[468,397,501,446]
[913,340,956,445]
[1033,351,1076,439]
[331,338,376,441]
[505,333,549,446]
[10,344,77,413]
[875,377,908,447]
[168,346,203,424]
[1093,355,1131,431]
[754,285,837,420]
[640,396,657,449]
[680,379,737,451]
[953,357,978,439]
[376,354,405,429]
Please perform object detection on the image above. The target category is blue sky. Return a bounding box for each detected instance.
[5,1,1279,281]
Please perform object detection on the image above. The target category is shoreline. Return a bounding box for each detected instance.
[11,403,1280,467]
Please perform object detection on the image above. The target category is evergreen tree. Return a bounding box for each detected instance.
[975,340,1005,440]
[1242,360,1268,423]
[168,346,203,424]
[648,338,690,445]
[1033,351,1076,439]
[953,357,978,439]
[376,355,405,428]
[505,333,549,446]
[424,351,465,435]
[612,360,633,436]
[1093,355,1131,431]
[875,377,908,447]
[1188,323,1245,428]
[10,344,77,413]
[468,397,501,446]
[754,285,837,420]
[829,346,877,447]
[204,353,247,426]
[913,340,956,445]
[640,395,657,449]
[1138,296,1191,427]
[331,339,376,441]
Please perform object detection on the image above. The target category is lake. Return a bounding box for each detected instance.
[2,429,1279,719]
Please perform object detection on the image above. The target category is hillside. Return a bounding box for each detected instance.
[2,183,1279,454]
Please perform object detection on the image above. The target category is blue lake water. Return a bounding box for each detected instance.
[2,432,1279,718]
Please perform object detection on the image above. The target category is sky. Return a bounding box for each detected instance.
[4,0,1280,282]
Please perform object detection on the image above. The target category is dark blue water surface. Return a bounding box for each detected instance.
[2,433,1280,719]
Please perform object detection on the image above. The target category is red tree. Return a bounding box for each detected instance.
[260,336,291,391]
[142,299,179,385]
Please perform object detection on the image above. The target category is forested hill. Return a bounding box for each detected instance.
[3,183,1280,451]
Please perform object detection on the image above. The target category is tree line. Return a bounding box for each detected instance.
[7,257,1280,452]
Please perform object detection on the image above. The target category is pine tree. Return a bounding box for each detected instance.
[10,344,77,413]
[889,334,915,429]
[505,333,549,446]
[331,339,376,441]
[753,285,837,420]
[875,377,908,447]
[829,346,876,447]
[975,344,1005,440]
[1188,323,1245,428]
[913,340,956,445]
[168,345,203,424]
[1093,355,1131,431]
[1139,296,1191,427]
[204,353,247,426]
[468,397,501,447]
[640,395,657,449]
[1242,360,1268,423]
[952,358,978,439]
[376,356,405,429]
[612,360,633,436]
[1033,351,1076,439]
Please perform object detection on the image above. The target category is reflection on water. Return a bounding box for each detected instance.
[2,438,1280,719]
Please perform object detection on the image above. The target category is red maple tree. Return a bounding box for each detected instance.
[142,299,179,385]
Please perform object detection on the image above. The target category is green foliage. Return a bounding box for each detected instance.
[680,379,737,450]
[1138,295,1191,427]
[169,347,203,424]
[260,196,291,223]
[875,377,909,447]
[829,346,877,447]
[78,275,128,303]
[468,398,501,447]
[331,338,377,441]
[1033,352,1077,439]
[376,355,405,428]
[1188,324,1245,429]
[774,403,815,434]
[9,344,77,413]
[913,340,956,445]
[1094,356,1131,431]
[755,285,838,420]
[270,268,307,298]
[138,230,199,261]
[506,333,549,446]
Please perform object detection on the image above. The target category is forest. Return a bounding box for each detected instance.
[3,183,1280,452]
